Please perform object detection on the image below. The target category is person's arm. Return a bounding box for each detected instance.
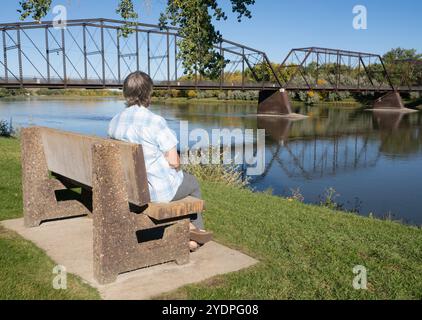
[165,147,180,169]
[154,117,181,170]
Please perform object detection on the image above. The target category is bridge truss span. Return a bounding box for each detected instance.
[278,47,397,92]
[0,18,281,90]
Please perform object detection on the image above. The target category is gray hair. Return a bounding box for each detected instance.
[123,71,154,108]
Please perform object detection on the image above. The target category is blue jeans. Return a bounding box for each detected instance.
[172,172,204,230]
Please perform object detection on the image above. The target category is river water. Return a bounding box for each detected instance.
[1,97,421,225]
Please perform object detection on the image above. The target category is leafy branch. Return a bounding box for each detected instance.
[18,0,52,22]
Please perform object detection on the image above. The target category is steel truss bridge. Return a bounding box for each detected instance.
[0,18,421,94]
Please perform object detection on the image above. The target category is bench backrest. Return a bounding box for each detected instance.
[38,127,151,207]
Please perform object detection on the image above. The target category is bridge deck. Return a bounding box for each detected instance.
[1,79,420,92]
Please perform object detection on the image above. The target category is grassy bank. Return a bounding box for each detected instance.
[162,183,422,300]
[0,138,421,300]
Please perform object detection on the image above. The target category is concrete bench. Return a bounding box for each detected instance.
[21,127,204,284]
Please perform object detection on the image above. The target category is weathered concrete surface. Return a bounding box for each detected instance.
[91,143,190,284]
[258,89,293,115]
[371,91,419,113]
[21,127,90,228]
[1,218,258,300]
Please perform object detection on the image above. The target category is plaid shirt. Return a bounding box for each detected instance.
[108,105,183,203]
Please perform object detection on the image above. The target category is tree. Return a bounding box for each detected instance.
[383,48,421,64]
[159,0,254,79]
[382,48,422,86]
[17,0,255,79]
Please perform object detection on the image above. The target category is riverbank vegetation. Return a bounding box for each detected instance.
[1,87,420,109]
[0,137,421,299]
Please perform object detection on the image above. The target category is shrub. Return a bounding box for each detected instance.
[0,118,14,137]
[288,91,297,100]
[0,88,10,98]
[327,91,351,102]
[208,90,220,98]
[205,90,218,98]
[226,91,235,100]
[297,91,319,104]
[242,91,252,101]
[338,91,351,100]
[289,188,305,202]
[232,90,244,100]
[319,187,342,210]
[297,91,307,102]
[34,89,122,97]
[0,88,30,97]
[197,91,207,99]
[170,89,180,98]
[250,91,259,100]
[187,90,198,99]
[218,92,227,100]
[328,92,339,102]
[184,162,248,189]
[182,146,249,189]
[152,90,167,98]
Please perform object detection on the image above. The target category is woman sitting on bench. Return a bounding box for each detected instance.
[108,71,212,252]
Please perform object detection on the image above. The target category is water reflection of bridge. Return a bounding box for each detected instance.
[254,117,379,181]
[252,111,421,181]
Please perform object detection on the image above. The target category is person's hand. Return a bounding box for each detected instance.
[165,147,180,170]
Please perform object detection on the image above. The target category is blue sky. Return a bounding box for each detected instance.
[0,0,421,62]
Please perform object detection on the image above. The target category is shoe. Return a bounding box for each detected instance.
[190,228,213,245]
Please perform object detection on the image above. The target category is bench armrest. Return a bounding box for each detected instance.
[144,196,205,221]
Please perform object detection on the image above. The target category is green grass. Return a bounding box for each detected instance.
[1,137,421,300]
[0,138,22,220]
[161,183,422,299]
[0,138,100,300]
[0,226,100,300]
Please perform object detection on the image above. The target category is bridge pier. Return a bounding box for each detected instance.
[372,91,417,113]
[258,89,308,118]
[258,89,292,115]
